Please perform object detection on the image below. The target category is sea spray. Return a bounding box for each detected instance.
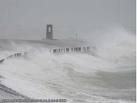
[0,27,135,103]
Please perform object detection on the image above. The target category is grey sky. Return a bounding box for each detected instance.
[0,0,135,40]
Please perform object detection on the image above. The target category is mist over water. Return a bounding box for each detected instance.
[0,27,135,103]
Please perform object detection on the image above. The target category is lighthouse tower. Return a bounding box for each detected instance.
[46,24,53,40]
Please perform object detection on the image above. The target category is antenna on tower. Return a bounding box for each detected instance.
[75,33,78,40]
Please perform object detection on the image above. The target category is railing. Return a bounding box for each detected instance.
[0,52,27,63]
[0,46,91,63]
[50,46,90,54]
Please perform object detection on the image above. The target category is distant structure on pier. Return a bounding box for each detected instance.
[46,24,53,40]
[45,24,91,54]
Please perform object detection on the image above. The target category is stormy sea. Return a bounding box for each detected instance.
[0,27,135,103]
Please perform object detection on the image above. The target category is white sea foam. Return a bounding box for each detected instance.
[0,27,135,103]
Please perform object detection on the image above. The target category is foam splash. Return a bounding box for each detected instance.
[0,27,135,103]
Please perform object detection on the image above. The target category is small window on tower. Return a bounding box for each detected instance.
[48,26,52,32]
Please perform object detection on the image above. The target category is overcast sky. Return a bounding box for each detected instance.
[0,0,135,40]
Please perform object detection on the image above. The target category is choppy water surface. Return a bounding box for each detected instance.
[0,28,135,103]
